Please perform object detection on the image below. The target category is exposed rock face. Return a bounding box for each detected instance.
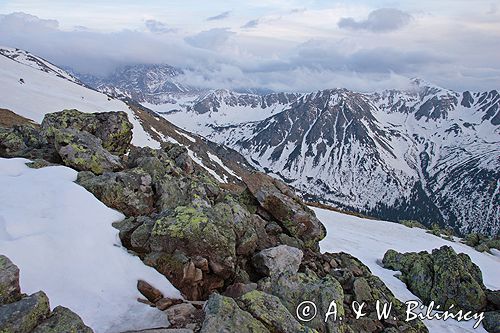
[383,246,489,312]
[0,255,92,333]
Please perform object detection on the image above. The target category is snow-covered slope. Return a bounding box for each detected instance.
[0,47,161,148]
[316,207,500,333]
[160,82,499,235]
[0,158,181,333]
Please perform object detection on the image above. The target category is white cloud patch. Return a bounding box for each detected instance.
[144,19,175,34]
[338,8,412,32]
[207,11,231,21]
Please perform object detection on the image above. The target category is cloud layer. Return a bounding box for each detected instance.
[0,4,499,93]
[338,8,412,32]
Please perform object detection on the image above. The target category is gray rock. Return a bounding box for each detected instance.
[41,109,132,156]
[200,294,270,333]
[0,291,50,333]
[165,303,197,327]
[483,311,500,333]
[0,255,21,304]
[252,245,303,277]
[54,128,123,174]
[238,290,317,333]
[32,306,93,333]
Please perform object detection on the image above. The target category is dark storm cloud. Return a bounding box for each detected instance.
[338,8,412,32]
[206,11,231,21]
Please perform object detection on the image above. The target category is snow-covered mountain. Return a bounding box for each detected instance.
[0,46,249,184]
[157,81,500,236]
[71,64,196,105]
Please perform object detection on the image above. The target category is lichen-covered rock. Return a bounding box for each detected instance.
[483,311,500,333]
[243,172,326,250]
[259,271,346,333]
[0,291,50,333]
[52,128,123,174]
[0,255,21,304]
[238,290,317,333]
[41,109,132,156]
[382,246,487,312]
[32,306,93,333]
[200,294,270,333]
[252,245,303,278]
[0,125,56,161]
[77,168,155,216]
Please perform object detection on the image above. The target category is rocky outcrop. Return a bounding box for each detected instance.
[0,255,93,333]
[1,110,430,333]
[0,109,133,175]
[383,246,490,312]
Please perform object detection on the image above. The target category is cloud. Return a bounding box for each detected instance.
[144,19,175,33]
[185,28,235,50]
[207,11,231,21]
[241,19,260,29]
[338,8,412,32]
[0,11,499,92]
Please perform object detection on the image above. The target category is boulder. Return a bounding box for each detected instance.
[238,290,317,333]
[252,245,303,277]
[77,168,155,217]
[165,303,198,327]
[483,311,500,333]
[32,306,93,333]
[0,255,21,304]
[382,246,488,312]
[259,271,346,333]
[242,172,326,250]
[137,280,164,303]
[41,109,132,155]
[53,128,123,174]
[0,291,50,333]
[200,294,270,333]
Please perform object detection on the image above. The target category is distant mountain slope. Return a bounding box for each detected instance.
[0,47,251,185]
[160,82,500,236]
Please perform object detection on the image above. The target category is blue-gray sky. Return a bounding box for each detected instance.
[0,0,499,92]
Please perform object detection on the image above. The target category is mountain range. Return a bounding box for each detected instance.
[2,48,498,236]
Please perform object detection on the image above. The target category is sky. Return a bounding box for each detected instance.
[0,0,499,92]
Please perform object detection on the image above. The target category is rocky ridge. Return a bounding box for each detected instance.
[0,109,428,332]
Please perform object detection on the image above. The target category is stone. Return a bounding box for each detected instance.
[32,306,93,333]
[238,290,317,333]
[0,255,21,304]
[223,283,258,299]
[165,303,197,327]
[77,169,155,217]
[0,291,50,333]
[137,280,164,303]
[53,128,123,174]
[242,172,326,250]
[259,271,346,333]
[487,290,500,310]
[155,298,183,311]
[483,311,500,333]
[382,246,488,312]
[41,109,133,156]
[353,277,373,302]
[200,294,270,333]
[252,245,303,277]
